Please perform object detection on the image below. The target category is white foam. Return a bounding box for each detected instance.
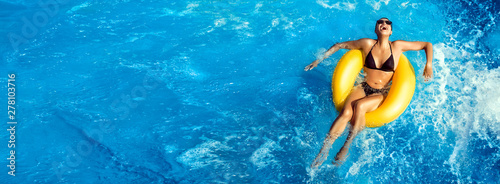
[176,139,232,169]
[214,18,227,27]
[254,2,263,14]
[162,8,176,16]
[401,2,409,7]
[250,139,283,169]
[186,3,199,9]
[348,129,386,176]
[126,37,139,43]
[161,3,199,17]
[164,145,178,154]
[364,0,390,10]
[430,43,500,131]
[475,72,500,121]
[293,126,315,151]
[67,2,90,14]
[316,0,357,11]
[180,2,199,16]
[161,55,207,81]
[314,48,328,61]
[411,40,500,180]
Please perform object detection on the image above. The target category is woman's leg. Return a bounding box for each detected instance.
[310,86,366,168]
[335,94,384,165]
[333,94,385,165]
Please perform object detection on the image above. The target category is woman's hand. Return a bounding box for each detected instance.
[304,60,320,71]
[423,64,433,81]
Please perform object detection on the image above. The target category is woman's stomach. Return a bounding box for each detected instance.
[363,67,394,89]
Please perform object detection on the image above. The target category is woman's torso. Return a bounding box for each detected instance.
[362,39,401,89]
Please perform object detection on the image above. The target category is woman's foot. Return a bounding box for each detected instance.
[310,147,331,168]
[332,159,344,167]
[333,146,349,166]
[310,134,339,169]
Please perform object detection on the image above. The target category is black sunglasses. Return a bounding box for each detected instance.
[377,20,392,25]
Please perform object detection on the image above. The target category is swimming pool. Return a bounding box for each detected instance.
[1,0,499,183]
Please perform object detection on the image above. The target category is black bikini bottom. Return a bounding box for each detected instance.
[361,82,389,96]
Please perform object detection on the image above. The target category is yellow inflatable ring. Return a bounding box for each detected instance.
[331,50,416,128]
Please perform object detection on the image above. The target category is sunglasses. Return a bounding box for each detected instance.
[377,20,392,25]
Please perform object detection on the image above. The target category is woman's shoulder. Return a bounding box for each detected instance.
[392,40,425,51]
[358,38,376,43]
[391,40,411,46]
[355,38,376,48]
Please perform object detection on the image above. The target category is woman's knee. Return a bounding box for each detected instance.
[353,101,367,113]
[354,95,384,113]
[351,102,367,127]
[339,108,353,119]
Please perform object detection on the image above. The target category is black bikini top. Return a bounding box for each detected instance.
[365,41,395,72]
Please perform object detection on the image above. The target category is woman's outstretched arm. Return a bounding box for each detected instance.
[304,38,371,71]
[394,40,433,81]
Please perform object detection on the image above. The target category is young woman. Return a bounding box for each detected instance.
[305,18,433,168]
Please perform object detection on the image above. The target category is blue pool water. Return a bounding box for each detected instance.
[1,0,499,183]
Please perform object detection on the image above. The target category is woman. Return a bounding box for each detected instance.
[305,18,433,168]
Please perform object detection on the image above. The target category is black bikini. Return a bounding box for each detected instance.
[361,41,394,96]
[364,41,395,72]
[360,82,389,96]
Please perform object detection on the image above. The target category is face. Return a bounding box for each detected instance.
[375,18,392,36]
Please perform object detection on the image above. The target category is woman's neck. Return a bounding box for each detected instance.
[376,36,391,48]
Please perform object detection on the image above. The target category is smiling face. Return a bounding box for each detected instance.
[375,18,392,36]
